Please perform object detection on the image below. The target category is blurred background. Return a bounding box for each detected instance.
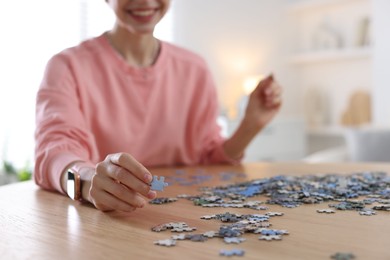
[1,0,390,184]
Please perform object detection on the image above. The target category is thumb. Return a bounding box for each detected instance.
[253,74,273,95]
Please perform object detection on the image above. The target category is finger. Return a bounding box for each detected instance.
[265,96,282,108]
[90,188,137,212]
[91,170,145,211]
[104,180,147,208]
[98,162,156,199]
[263,81,281,96]
[266,92,281,102]
[253,74,274,95]
[91,172,147,210]
[108,153,152,184]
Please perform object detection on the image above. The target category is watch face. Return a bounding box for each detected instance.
[67,169,80,200]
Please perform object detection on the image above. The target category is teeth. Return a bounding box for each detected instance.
[132,10,154,16]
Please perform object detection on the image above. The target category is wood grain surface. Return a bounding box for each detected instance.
[1,162,390,260]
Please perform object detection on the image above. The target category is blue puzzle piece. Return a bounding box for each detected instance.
[239,185,260,197]
[150,176,169,191]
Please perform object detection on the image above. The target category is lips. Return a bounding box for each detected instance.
[127,7,157,23]
[131,9,155,17]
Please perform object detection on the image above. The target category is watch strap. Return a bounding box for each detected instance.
[67,162,93,201]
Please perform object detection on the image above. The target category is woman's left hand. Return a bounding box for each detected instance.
[243,74,282,131]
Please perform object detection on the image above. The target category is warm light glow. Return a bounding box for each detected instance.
[232,59,249,72]
[243,75,264,95]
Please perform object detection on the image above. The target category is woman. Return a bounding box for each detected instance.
[34,0,282,212]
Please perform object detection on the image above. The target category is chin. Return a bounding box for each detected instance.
[123,24,155,35]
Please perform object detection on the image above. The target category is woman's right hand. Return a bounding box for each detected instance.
[88,153,157,212]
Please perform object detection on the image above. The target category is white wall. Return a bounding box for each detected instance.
[372,0,390,126]
[171,0,297,119]
[0,0,82,168]
[285,0,390,128]
[169,0,390,161]
[170,0,390,130]
[286,0,373,127]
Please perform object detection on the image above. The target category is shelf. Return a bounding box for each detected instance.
[286,0,369,14]
[307,126,347,137]
[288,47,371,65]
[307,124,377,137]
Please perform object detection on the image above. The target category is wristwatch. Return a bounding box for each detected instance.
[66,165,82,201]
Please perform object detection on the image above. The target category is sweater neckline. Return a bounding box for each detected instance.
[97,32,166,79]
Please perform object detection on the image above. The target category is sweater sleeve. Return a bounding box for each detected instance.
[34,53,97,193]
[194,66,243,165]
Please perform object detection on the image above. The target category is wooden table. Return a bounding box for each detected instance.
[1,162,390,260]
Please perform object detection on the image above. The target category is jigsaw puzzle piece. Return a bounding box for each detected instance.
[150,175,169,191]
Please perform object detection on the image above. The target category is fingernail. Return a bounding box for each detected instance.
[147,190,157,199]
[144,173,152,183]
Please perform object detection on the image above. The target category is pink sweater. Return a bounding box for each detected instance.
[35,34,238,193]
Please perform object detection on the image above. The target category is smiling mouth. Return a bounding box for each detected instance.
[127,7,159,20]
[131,9,155,17]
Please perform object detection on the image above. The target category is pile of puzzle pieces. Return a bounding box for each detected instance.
[150,170,390,257]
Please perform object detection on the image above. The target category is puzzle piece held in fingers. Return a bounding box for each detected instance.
[150,176,169,191]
